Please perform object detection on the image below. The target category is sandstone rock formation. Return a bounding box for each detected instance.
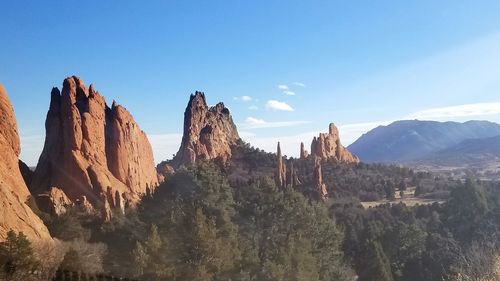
[313,158,328,199]
[275,142,302,189]
[156,161,175,184]
[37,187,73,216]
[172,92,240,167]
[310,123,359,164]
[19,160,34,188]
[0,83,51,241]
[276,142,287,188]
[106,101,159,195]
[300,142,309,160]
[31,76,158,212]
[286,161,301,188]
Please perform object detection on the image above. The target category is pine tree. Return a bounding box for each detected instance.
[0,230,38,281]
[359,241,393,281]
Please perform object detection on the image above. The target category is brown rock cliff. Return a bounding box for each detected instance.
[310,123,359,164]
[172,92,240,167]
[31,76,158,212]
[0,84,51,241]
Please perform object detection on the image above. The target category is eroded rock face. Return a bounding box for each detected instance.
[31,76,158,212]
[172,92,240,167]
[37,187,73,216]
[0,84,51,241]
[106,102,158,195]
[156,162,175,184]
[310,123,359,164]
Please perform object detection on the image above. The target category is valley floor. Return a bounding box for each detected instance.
[359,186,445,208]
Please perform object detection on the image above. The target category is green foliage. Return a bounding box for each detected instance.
[0,231,38,281]
[445,178,490,242]
[98,162,354,280]
[45,208,92,241]
[129,162,241,280]
[59,247,80,273]
[131,225,170,281]
[47,153,499,281]
[333,178,500,281]
[359,241,393,281]
[234,178,352,281]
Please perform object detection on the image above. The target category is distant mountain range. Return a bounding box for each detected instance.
[348,120,500,169]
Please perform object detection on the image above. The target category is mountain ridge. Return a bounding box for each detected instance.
[348,119,500,164]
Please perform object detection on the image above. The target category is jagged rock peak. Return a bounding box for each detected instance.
[0,83,51,241]
[310,123,359,164]
[31,76,158,214]
[172,91,240,167]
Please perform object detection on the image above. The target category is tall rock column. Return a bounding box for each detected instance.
[313,157,328,199]
[276,142,287,189]
[0,83,51,241]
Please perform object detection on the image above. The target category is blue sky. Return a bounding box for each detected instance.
[2,1,500,165]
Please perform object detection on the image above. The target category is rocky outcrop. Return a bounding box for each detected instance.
[276,142,287,188]
[156,162,175,184]
[0,83,51,241]
[313,158,328,199]
[172,92,240,167]
[310,123,359,164]
[300,142,309,160]
[275,142,302,189]
[31,76,158,212]
[37,187,73,216]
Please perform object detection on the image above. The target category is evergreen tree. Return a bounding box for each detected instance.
[359,241,393,281]
[0,230,38,281]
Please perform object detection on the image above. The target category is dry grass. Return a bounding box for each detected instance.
[361,186,445,209]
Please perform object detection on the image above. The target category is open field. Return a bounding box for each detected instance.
[361,186,446,209]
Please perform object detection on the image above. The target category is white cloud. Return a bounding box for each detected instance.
[248,105,259,110]
[241,117,310,129]
[148,133,183,163]
[245,117,267,126]
[265,100,294,111]
[283,90,296,96]
[234,95,252,102]
[407,102,500,120]
[293,82,306,87]
[278,84,289,90]
[239,131,256,138]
